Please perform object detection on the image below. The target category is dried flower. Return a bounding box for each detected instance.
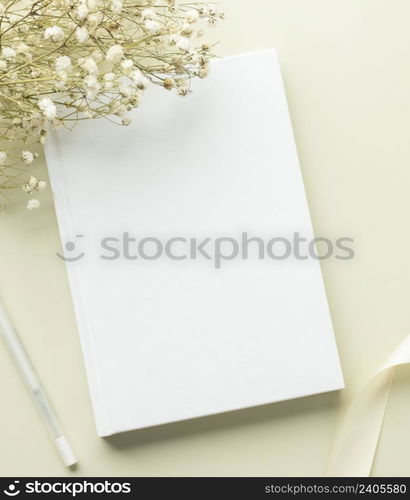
[38,98,57,121]
[106,45,124,63]
[21,151,34,165]
[44,26,65,43]
[111,0,123,14]
[185,9,200,23]
[0,0,222,210]
[55,56,72,73]
[163,77,176,90]
[75,26,89,43]
[145,20,162,33]
[76,2,89,19]
[27,199,41,210]
[2,47,16,60]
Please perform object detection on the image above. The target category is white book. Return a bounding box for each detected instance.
[46,49,344,437]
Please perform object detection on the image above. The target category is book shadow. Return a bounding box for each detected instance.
[104,390,342,450]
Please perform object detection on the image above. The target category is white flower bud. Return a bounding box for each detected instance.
[176,36,190,52]
[76,2,89,19]
[21,150,34,164]
[141,9,157,20]
[75,26,89,43]
[184,9,199,24]
[81,56,99,75]
[106,44,124,63]
[38,97,57,121]
[87,12,103,26]
[130,69,149,89]
[144,20,161,34]
[1,47,16,60]
[44,26,65,42]
[55,55,72,73]
[27,199,40,210]
[111,0,122,14]
[120,59,134,72]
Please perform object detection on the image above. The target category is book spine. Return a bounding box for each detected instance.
[45,131,111,437]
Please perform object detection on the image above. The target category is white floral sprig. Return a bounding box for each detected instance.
[0,0,224,210]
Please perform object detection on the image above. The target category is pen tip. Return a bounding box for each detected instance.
[55,436,78,468]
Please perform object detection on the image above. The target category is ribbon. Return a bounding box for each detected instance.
[327,334,410,476]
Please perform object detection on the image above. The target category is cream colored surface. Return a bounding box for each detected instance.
[0,0,409,477]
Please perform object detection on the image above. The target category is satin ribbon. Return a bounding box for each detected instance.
[327,334,410,476]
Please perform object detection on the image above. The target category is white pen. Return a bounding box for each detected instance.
[0,297,77,468]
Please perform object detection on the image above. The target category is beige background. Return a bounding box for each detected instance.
[1,0,410,477]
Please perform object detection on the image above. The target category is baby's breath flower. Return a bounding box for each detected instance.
[87,12,103,26]
[144,20,161,34]
[56,71,68,88]
[119,84,136,98]
[21,151,34,165]
[130,69,148,88]
[22,176,38,192]
[84,74,100,98]
[2,47,16,60]
[103,71,116,89]
[76,2,89,19]
[111,102,127,116]
[80,56,99,75]
[198,65,209,78]
[141,9,157,20]
[106,44,124,62]
[0,0,222,210]
[38,97,57,121]
[163,77,175,90]
[111,0,122,14]
[75,26,89,43]
[176,36,191,52]
[44,26,65,42]
[184,9,200,23]
[55,55,72,72]
[91,49,104,62]
[15,42,30,55]
[120,59,134,73]
[27,199,40,210]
